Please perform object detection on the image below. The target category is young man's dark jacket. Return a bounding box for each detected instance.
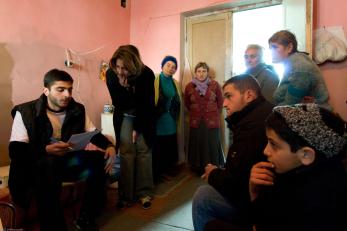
[106,66,155,152]
[208,95,273,212]
[9,94,112,207]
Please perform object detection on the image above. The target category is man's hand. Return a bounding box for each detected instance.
[249,162,275,201]
[201,163,218,181]
[104,145,116,174]
[46,142,72,156]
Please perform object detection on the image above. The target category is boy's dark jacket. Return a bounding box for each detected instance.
[253,157,347,231]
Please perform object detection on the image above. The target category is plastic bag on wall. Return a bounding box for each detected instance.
[313,27,347,64]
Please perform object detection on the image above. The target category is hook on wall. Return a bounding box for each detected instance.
[121,0,126,8]
[65,49,74,68]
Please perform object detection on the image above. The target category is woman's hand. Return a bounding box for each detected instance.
[118,75,129,87]
[132,130,138,144]
[104,145,116,174]
[249,162,275,201]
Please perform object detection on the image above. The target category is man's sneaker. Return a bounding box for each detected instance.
[140,196,152,210]
[74,213,99,231]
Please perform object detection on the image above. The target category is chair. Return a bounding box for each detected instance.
[0,201,16,229]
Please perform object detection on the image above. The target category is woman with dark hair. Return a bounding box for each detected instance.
[184,62,224,175]
[106,45,155,209]
[269,30,331,110]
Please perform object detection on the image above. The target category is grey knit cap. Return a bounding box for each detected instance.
[274,103,347,158]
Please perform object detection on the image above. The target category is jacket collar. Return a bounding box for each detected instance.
[34,94,80,118]
[225,95,266,127]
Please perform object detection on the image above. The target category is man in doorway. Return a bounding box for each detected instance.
[244,44,279,103]
[192,74,273,231]
[9,69,116,231]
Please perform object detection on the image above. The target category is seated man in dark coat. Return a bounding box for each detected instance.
[192,74,273,231]
[9,69,116,231]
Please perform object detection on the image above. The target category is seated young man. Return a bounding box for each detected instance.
[205,103,347,231]
[192,74,273,231]
[9,69,116,231]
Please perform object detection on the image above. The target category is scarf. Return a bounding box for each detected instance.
[192,77,210,96]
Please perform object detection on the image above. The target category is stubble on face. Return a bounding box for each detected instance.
[223,84,246,117]
[45,81,73,111]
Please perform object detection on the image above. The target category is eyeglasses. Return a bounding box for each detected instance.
[244,54,258,59]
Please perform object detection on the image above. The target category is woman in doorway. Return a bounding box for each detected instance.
[153,55,182,183]
[106,45,155,209]
[184,62,224,175]
[269,30,331,110]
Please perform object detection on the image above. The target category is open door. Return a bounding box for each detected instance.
[183,0,313,158]
[283,0,313,55]
[185,12,232,155]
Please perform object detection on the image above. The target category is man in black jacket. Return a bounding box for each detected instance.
[9,69,116,231]
[192,74,273,231]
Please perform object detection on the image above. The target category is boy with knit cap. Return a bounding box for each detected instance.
[205,103,347,231]
[249,103,347,231]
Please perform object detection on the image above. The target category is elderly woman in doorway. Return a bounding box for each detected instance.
[153,55,182,183]
[269,30,332,110]
[184,62,224,175]
[106,45,155,209]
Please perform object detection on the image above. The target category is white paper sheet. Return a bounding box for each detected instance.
[67,130,100,151]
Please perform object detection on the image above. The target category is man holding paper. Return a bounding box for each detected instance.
[9,69,116,231]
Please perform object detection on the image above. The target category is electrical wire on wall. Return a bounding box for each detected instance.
[64,44,107,105]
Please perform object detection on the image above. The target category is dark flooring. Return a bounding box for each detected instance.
[22,165,204,231]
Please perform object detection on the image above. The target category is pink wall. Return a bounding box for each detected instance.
[314,0,347,120]
[130,0,232,75]
[131,0,347,120]
[0,0,130,165]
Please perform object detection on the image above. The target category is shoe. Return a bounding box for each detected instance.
[116,200,133,209]
[74,213,99,231]
[140,196,152,209]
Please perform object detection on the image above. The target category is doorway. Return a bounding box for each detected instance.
[182,0,312,155]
